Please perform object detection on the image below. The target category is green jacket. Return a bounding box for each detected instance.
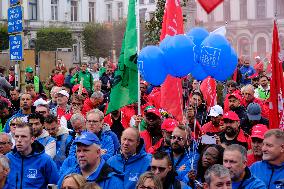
[70,71,93,92]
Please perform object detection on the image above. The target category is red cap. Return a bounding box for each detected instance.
[161,118,178,132]
[146,108,161,118]
[223,111,240,121]
[72,84,88,95]
[228,93,242,101]
[251,124,268,140]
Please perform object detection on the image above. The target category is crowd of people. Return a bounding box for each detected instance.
[0,56,283,189]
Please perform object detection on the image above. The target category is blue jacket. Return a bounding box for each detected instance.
[4,109,29,133]
[239,65,255,85]
[250,160,284,189]
[106,139,152,189]
[97,130,115,160]
[59,155,77,176]
[6,141,59,189]
[103,124,120,153]
[170,142,200,181]
[58,159,123,189]
[232,167,266,189]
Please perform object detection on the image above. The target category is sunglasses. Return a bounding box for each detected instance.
[150,166,167,173]
[170,135,184,142]
[223,119,235,124]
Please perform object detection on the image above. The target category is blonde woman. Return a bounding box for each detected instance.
[61,173,86,189]
[136,172,162,189]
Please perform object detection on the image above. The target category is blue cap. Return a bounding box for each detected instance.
[74,131,101,146]
[247,103,261,121]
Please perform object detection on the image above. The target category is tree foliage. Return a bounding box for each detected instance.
[0,24,9,51]
[82,21,126,58]
[35,27,74,52]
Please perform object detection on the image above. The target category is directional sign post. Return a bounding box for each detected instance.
[9,34,23,61]
[8,5,23,34]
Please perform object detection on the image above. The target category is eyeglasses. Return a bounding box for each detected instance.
[10,123,17,126]
[150,165,167,173]
[86,120,101,124]
[170,135,184,142]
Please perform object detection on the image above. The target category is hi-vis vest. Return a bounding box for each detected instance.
[33,76,40,93]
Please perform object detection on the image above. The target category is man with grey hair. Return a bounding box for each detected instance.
[0,154,10,188]
[223,144,266,189]
[82,91,105,114]
[250,129,284,189]
[0,133,13,155]
[203,164,231,189]
[70,113,86,137]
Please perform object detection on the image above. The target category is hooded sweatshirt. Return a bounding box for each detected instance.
[36,129,56,158]
[6,141,59,189]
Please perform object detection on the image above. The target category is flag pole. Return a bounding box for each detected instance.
[136,0,141,117]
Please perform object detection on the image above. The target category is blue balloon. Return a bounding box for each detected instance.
[190,61,208,81]
[162,34,195,77]
[199,34,237,81]
[186,27,209,46]
[159,36,172,51]
[138,46,167,86]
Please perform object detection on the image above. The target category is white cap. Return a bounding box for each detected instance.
[208,105,223,117]
[255,56,261,60]
[33,98,48,107]
[57,90,70,98]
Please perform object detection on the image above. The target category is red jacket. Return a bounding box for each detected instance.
[82,98,95,115]
[201,121,222,134]
[104,107,133,129]
[140,130,162,153]
[247,153,262,167]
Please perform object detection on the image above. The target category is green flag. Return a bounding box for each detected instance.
[106,0,138,114]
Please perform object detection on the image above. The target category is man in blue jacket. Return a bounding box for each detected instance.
[6,123,59,189]
[239,57,256,85]
[107,127,152,189]
[223,144,266,189]
[250,129,284,189]
[58,131,123,189]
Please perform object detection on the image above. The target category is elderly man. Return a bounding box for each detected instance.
[82,91,105,115]
[51,90,71,122]
[250,129,284,189]
[203,164,232,189]
[0,155,10,188]
[0,133,13,155]
[223,144,266,189]
[107,127,151,189]
[58,131,123,188]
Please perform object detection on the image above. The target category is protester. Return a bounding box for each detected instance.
[51,89,71,122]
[223,144,266,189]
[250,129,284,189]
[254,75,270,100]
[239,57,256,85]
[25,66,44,94]
[0,100,13,132]
[0,133,13,155]
[136,172,163,189]
[71,62,94,94]
[9,87,20,113]
[201,105,224,135]
[107,127,151,189]
[0,155,10,189]
[82,91,105,115]
[61,173,87,189]
[203,164,232,189]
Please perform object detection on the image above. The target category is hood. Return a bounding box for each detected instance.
[37,129,50,139]
[12,140,45,158]
[56,126,70,137]
[102,123,111,132]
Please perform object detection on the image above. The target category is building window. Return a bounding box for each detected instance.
[106,4,112,22]
[149,0,155,4]
[71,0,78,22]
[117,2,123,20]
[89,1,95,22]
[224,0,230,21]
[29,0,37,20]
[238,37,250,57]
[240,0,247,20]
[51,0,58,21]
[276,0,284,16]
[256,0,266,18]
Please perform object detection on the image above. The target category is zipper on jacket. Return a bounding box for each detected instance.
[20,158,24,189]
[268,167,275,189]
[16,173,18,189]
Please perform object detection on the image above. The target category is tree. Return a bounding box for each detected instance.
[0,24,9,51]
[35,27,74,52]
[113,21,126,57]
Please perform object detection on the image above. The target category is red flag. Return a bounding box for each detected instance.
[160,0,184,122]
[269,21,284,129]
[198,0,224,14]
[200,76,217,109]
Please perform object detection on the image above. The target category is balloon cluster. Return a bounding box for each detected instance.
[138,27,238,86]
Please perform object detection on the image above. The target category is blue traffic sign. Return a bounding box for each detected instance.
[8,6,23,33]
[9,35,23,61]
[10,0,20,6]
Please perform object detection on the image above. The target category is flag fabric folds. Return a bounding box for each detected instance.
[269,21,284,129]
[197,0,224,14]
[106,0,137,114]
[160,0,184,122]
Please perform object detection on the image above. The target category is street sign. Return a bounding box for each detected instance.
[10,0,20,6]
[9,34,23,61]
[8,5,23,33]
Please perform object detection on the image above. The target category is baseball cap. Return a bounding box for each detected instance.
[145,107,161,118]
[25,66,33,73]
[33,98,48,107]
[228,93,242,101]
[56,90,70,98]
[255,56,261,60]
[251,124,268,140]
[223,111,240,121]
[74,131,101,146]
[161,118,178,132]
[208,105,223,117]
[247,103,261,121]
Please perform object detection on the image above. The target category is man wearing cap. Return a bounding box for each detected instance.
[247,124,268,166]
[202,105,224,135]
[228,93,247,123]
[250,129,284,189]
[107,127,151,189]
[58,131,123,189]
[223,80,241,113]
[242,102,269,135]
[51,89,71,122]
[218,111,249,149]
[71,62,93,94]
[25,66,43,94]
[140,107,163,153]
